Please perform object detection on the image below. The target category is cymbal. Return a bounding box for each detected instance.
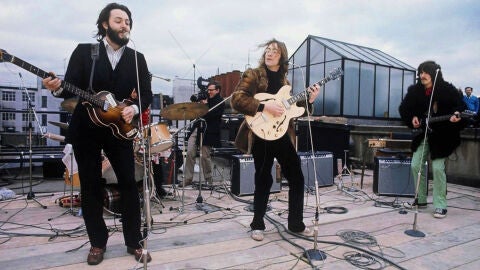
[48,121,69,129]
[160,102,208,120]
[61,98,78,113]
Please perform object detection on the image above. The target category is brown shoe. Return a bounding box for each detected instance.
[87,246,106,265]
[127,247,152,263]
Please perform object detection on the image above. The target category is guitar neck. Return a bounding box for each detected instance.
[7,53,102,107]
[287,77,331,106]
[428,115,451,124]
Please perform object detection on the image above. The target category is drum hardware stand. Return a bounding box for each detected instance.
[193,120,220,214]
[169,118,191,221]
[148,156,165,213]
[322,150,359,200]
[169,131,181,199]
[20,76,49,209]
[159,101,211,221]
[209,151,231,200]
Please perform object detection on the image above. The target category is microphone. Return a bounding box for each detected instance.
[124,32,130,39]
[44,133,65,142]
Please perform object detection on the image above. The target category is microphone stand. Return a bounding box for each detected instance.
[20,74,48,209]
[290,63,326,261]
[302,102,327,261]
[404,68,441,238]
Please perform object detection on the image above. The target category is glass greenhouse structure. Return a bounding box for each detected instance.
[288,35,416,119]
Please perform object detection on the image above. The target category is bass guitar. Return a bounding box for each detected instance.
[412,110,476,136]
[245,67,343,140]
[0,49,138,140]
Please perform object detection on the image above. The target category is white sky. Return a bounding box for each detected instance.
[1,0,479,96]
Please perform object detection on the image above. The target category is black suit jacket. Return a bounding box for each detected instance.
[58,42,152,143]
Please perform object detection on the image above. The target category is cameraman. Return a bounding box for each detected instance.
[184,81,225,186]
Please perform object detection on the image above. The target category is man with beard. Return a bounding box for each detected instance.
[399,60,465,219]
[42,3,152,265]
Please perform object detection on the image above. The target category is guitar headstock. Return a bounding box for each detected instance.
[0,49,12,63]
[328,67,343,80]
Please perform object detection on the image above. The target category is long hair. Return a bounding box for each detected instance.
[258,38,289,76]
[417,60,444,84]
[95,3,132,41]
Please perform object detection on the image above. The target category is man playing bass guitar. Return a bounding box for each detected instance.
[43,3,152,265]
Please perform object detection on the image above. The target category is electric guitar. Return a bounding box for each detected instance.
[412,110,476,136]
[0,49,138,140]
[245,67,343,140]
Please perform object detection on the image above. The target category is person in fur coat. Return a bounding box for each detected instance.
[231,38,320,241]
[399,60,466,219]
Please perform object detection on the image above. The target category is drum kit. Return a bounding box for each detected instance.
[45,99,209,214]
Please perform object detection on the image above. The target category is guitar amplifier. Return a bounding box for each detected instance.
[373,157,428,197]
[231,155,281,196]
[298,151,334,189]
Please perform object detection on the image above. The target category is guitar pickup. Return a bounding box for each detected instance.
[126,128,138,138]
[105,93,117,108]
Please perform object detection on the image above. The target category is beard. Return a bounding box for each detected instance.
[106,26,129,47]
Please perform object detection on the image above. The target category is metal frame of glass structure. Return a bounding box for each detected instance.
[288,35,415,119]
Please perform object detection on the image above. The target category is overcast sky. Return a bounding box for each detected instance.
[1,0,479,96]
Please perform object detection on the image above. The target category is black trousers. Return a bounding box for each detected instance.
[73,127,142,249]
[250,134,306,232]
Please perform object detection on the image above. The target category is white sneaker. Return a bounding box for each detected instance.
[300,227,314,237]
[251,230,264,241]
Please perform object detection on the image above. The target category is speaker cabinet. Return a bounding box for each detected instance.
[298,151,334,189]
[231,155,281,196]
[373,157,428,197]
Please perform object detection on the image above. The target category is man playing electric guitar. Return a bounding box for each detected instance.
[399,60,466,219]
[231,38,320,241]
[43,3,152,265]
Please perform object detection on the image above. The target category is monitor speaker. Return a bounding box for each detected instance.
[373,157,428,197]
[298,151,334,189]
[231,155,281,196]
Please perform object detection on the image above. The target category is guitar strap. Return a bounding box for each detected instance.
[88,43,100,94]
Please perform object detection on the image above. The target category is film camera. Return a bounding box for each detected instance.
[190,77,210,102]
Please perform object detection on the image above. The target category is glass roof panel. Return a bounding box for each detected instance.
[316,38,361,60]
[309,35,414,70]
